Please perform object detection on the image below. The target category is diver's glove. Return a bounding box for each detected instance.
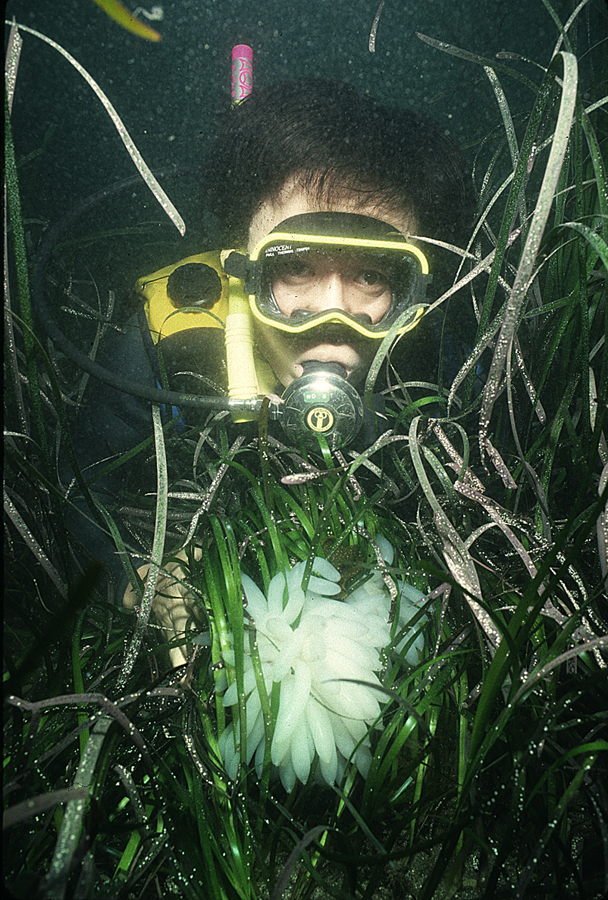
[122,548,201,670]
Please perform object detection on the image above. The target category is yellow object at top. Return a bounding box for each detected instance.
[91,0,162,42]
[136,252,230,344]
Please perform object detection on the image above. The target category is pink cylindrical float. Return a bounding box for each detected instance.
[231,44,253,104]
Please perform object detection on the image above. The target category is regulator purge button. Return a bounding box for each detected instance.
[279,362,364,449]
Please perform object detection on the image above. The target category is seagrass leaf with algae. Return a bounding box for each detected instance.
[478,51,578,460]
[4,19,184,235]
[408,416,502,649]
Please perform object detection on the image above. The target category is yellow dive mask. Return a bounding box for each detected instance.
[223,211,431,339]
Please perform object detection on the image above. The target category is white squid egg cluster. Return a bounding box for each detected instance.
[218,542,425,792]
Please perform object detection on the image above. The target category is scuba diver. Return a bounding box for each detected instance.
[64,79,477,668]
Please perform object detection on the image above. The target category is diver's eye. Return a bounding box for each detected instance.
[357,269,387,286]
[273,256,313,282]
[352,269,392,296]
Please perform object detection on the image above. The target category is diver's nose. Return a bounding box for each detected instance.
[316,273,348,310]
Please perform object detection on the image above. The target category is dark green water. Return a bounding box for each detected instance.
[5,0,581,255]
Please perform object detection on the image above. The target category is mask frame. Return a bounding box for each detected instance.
[224,212,431,339]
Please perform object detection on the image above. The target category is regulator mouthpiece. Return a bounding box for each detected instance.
[279,361,365,449]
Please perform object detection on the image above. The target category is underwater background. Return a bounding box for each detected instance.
[4,2,608,899]
[6,0,571,264]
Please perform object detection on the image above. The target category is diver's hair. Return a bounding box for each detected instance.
[203,80,477,254]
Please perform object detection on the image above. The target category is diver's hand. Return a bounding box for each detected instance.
[123,549,201,670]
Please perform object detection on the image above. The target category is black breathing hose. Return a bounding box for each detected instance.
[29,171,244,413]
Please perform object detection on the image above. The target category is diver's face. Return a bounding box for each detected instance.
[270,249,393,326]
[248,181,417,388]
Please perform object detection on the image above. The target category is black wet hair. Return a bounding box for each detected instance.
[203,79,477,258]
